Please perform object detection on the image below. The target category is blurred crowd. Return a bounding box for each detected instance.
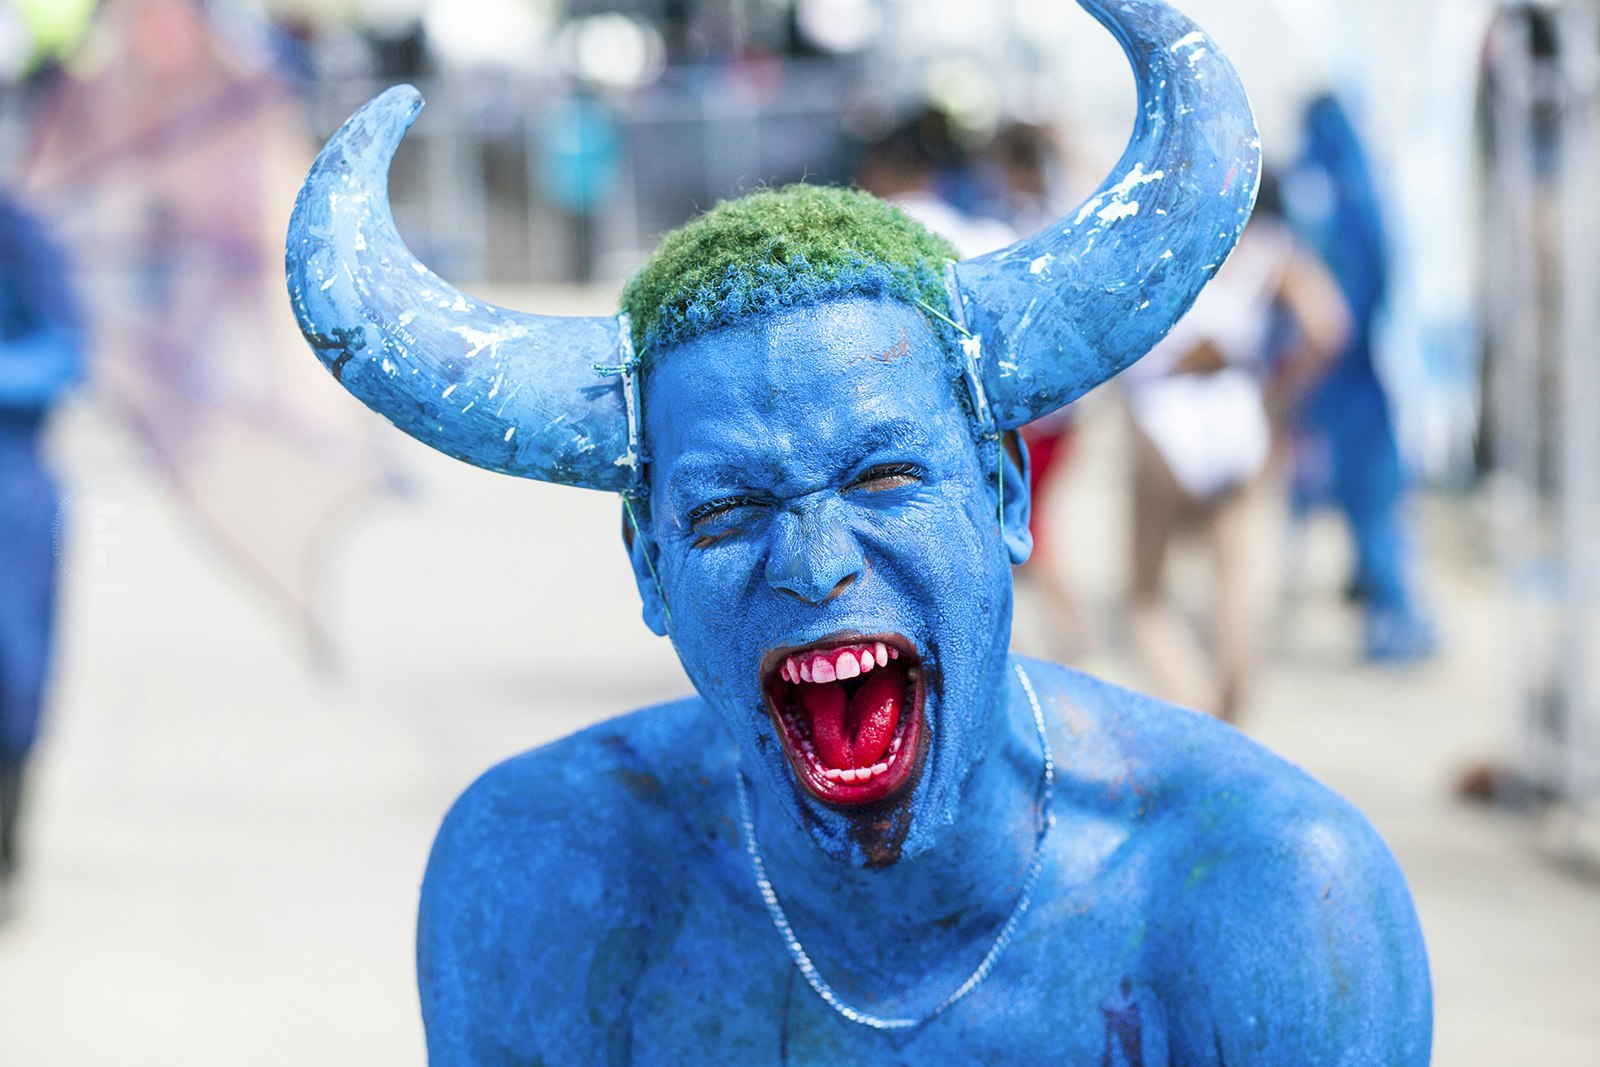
[1,0,1597,921]
[852,94,1439,727]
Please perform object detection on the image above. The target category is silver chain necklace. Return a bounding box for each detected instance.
[735,661,1055,1031]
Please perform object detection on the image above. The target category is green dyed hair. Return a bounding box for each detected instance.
[620,184,960,356]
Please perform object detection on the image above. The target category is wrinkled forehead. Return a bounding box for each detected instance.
[641,296,971,491]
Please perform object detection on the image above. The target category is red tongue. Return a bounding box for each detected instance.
[799,666,902,770]
[850,668,901,766]
[803,684,849,768]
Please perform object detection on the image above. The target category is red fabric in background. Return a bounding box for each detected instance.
[1021,421,1076,560]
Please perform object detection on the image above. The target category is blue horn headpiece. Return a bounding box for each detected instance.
[285,86,637,491]
[286,0,1259,487]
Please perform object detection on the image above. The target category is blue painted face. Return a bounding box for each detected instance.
[629,295,1032,865]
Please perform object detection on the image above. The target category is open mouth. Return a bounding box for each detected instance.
[761,634,925,806]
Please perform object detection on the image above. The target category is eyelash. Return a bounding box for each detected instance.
[847,462,923,490]
[687,495,763,526]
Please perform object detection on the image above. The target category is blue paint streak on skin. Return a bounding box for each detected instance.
[284,85,635,491]
[955,0,1262,430]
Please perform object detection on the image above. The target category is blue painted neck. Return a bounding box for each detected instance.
[743,656,1048,1008]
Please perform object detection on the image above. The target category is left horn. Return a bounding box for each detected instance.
[286,85,634,491]
[952,0,1261,429]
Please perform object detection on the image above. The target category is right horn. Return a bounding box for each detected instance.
[952,0,1261,430]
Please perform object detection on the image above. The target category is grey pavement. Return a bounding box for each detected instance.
[1,332,1596,1064]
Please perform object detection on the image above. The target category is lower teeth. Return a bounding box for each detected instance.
[820,750,897,783]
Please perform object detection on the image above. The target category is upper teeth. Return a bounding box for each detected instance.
[781,642,898,685]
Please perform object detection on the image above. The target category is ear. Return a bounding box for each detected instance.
[998,431,1033,566]
[621,504,670,637]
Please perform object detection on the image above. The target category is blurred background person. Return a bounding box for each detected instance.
[859,113,1094,659]
[0,189,83,921]
[19,0,392,661]
[854,106,1016,259]
[986,119,1066,233]
[1121,175,1349,723]
[1283,93,1439,665]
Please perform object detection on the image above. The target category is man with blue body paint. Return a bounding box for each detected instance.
[287,2,1432,1061]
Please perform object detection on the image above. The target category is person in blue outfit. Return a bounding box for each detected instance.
[0,191,84,920]
[287,2,1431,1061]
[1287,94,1439,663]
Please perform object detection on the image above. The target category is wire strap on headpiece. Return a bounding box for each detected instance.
[935,264,1006,526]
[596,316,671,629]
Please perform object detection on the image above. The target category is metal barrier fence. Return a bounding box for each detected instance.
[1482,0,1600,863]
[305,64,858,288]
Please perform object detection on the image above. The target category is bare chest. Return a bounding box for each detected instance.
[620,876,1176,1066]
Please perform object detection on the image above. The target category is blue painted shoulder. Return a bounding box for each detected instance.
[1019,656,1360,824]
[1018,658,1431,1064]
[416,696,740,1064]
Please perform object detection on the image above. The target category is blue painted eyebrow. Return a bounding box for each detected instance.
[663,416,936,504]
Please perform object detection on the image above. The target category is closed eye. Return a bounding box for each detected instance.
[688,494,766,547]
[688,495,762,525]
[844,462,923,493]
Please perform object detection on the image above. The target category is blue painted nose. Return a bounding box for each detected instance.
[764,497,864,605]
